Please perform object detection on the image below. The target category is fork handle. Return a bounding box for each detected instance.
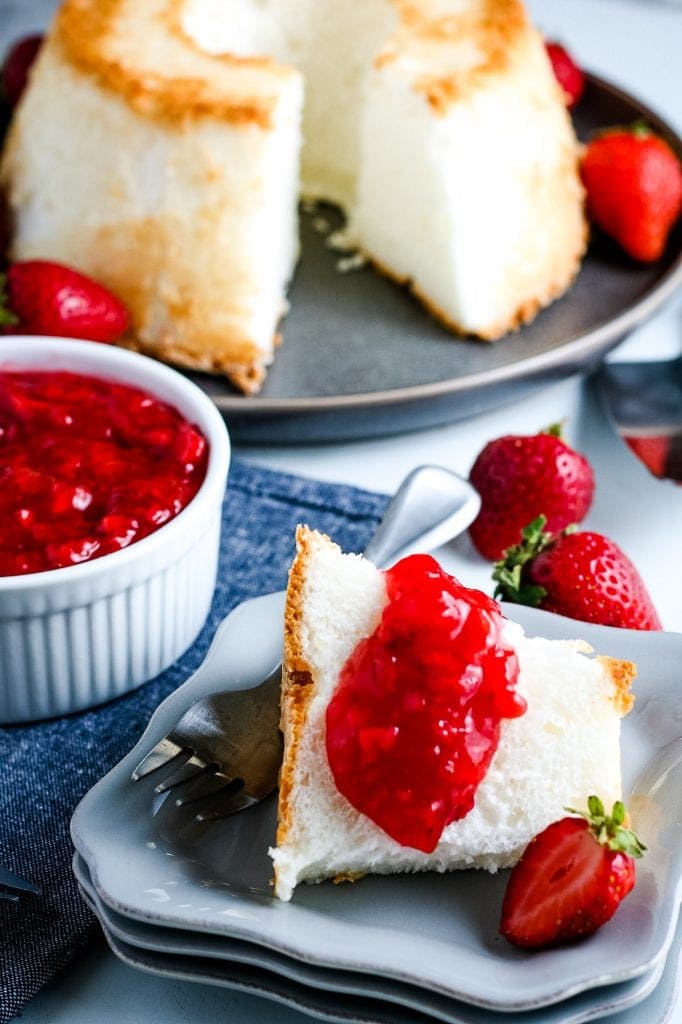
[362,465,480,569]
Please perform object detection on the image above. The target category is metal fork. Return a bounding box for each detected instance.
[131,464,481,821]
[0,865,41,902]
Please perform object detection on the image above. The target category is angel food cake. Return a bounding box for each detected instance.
[0,0,586,393]
[271,527,635,902]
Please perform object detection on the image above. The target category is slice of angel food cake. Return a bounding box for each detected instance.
[0,0,586,393]
[270,527,635,902]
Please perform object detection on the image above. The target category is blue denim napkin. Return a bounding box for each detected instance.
[0,458,388,1024]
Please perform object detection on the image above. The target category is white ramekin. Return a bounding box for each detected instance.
[0,337,230,723]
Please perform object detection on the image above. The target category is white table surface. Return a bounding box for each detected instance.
[16,0,682,1021]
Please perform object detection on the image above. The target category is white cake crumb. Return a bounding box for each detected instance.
[326,228,355,252]
[336,252,367,273]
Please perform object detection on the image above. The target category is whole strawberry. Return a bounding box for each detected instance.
[581,124,682,262]
[493,515,661,630]
[468,425,595,561]
[1,34,43,109]
[545,41,585,109]
[0,260,129,343]
[501,796,646,949]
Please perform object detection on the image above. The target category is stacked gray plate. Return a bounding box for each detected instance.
[71,599,682,1024]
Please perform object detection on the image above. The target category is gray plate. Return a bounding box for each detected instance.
[191,76,682,443]
[70,597,682,1013]
[73,852,668,1024]
[1,3,681,444]
[88,925,682,1024]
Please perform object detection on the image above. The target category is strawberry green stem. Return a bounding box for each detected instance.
[566,796,647,858]
[630,119,651,138]
[492,515,553,606]
[592,120,651,143]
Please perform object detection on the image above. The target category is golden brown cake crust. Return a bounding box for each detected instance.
[54,0,296,128]
[54,0,554,127]
[364,228,587,342]
[122,335,268,395]
[596,656,637,716]
[276,526,327,853]
[380,0,532,114]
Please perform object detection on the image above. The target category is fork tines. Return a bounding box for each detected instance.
[153,754,214,795]
[131,737,186,781]
[132,741,252,820]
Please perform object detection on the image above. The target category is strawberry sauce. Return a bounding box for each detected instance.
[0,370,208,576]
[325,556,526,852]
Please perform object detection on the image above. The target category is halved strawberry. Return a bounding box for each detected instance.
[500,796,645,949]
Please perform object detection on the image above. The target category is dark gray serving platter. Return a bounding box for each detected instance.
[1,0,680,445]
[189,74,682,444]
